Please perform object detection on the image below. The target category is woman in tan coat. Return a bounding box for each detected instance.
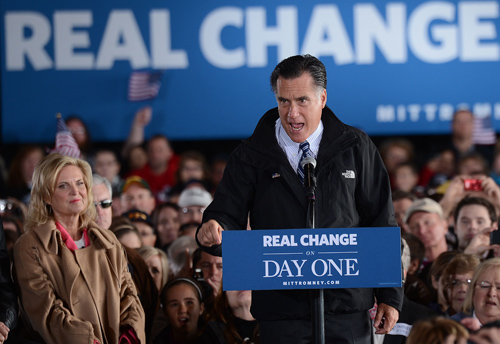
[13,153,145,344]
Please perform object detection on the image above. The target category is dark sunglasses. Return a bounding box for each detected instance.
[94,200,113,209]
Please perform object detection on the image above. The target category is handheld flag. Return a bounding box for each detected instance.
[50,114,81,158]
[128,71,163,101]
[473,115,497,145]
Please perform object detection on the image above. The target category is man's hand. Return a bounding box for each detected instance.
[0,322,9,343]
[469,326,500,344]
[373,303,399,334]
[464,226,500,257]
[133,106,152,127]
[197,219,224,247]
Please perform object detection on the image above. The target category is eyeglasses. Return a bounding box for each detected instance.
[476,281,500,292]
[94,200,113,209]
[449,279,472,289]
[181,207,205,215]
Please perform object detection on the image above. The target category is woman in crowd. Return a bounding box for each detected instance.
[454,258,500,331]
[406,317,469,344]
[138,246,170,294]
[428,251,460,315]
[442,254,480,316]
[110,216,144,249]
[153,202,181,250]
[7,145,44,204]
[154,278,205,344]
[198,287,258,344]
[13,153,145,344]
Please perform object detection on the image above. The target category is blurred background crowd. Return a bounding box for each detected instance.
[2,104,500,343]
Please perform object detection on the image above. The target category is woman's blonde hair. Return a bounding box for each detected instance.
[137,246,170,291]
[406,317,468,344]
[463,258,500,314]
[24,153,95,231]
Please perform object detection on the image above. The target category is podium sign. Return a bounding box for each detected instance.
[222,227,401,291]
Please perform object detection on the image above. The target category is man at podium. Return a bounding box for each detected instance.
[197,54,403,344]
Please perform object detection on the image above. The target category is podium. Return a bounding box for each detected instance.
[222,227,402,342]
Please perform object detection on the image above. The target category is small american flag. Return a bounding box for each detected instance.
[50,114,81,158]
[473,115,497,145]
[128,71,163,101]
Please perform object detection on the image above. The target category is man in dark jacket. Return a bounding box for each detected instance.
[0,218,18,343]
[197,54,403,343]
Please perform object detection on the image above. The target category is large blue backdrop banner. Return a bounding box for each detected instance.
[2,1,500,143]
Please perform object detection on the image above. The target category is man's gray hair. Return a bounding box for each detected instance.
[92,174,113,198]
[401,238,410,273]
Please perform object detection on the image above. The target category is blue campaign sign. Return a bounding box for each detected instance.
[2,1,500,143]
[222,227,402,291]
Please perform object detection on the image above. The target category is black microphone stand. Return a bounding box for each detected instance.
[303,161,324,344]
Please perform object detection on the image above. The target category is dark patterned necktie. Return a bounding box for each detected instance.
[297,141,314,184]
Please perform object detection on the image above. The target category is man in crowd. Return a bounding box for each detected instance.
[178,187,212,226]
[92,174,113,230]
[197,54,402,343]
[130,135,179,199]
[94,150,123,196]
[92,174,158,343]
[404,198,449,283]
[122,209,157,247]
[453,196,498,256]
[392,190,416,232]
[120,176,156,215]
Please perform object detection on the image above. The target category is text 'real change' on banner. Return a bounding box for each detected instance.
[222,227,402,291]
[2,1,500,143]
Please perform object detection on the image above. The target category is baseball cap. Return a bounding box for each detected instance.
[122,176,151,193]
[122,209,154,227]
[404,198,443,224]
[178,187,213,208]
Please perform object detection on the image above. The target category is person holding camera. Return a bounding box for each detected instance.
[453,197,500,258]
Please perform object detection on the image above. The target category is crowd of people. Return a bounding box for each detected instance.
[1,55,500,344]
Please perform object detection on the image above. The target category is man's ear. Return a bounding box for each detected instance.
[321,89,327,108]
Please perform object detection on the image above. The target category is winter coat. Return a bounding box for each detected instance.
[200,106,403,320]
[13,220,146,344]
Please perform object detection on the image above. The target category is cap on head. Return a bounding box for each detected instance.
[122,209,154,227]
[404,198,443,224]
[178,187,213,208]
[122,176,151,193]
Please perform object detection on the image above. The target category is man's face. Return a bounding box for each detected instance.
[276,73,327,143]
[93,183,112,229]
[95,151,120,182]
[393,198,413,231]
[456,204,494,250]
[196,251,222,295]
[452,110,474,140]
[179,205,205,226]
[121,184,156,214]
[148,137,172,169]
[407,212,448,250]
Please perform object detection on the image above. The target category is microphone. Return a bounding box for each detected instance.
[301,156,317,198]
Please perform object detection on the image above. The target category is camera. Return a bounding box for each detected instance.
[464,179,482,191]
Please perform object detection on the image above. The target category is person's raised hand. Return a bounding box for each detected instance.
[133,106,152,127]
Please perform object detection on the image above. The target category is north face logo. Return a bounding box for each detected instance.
[342,170,355,179]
